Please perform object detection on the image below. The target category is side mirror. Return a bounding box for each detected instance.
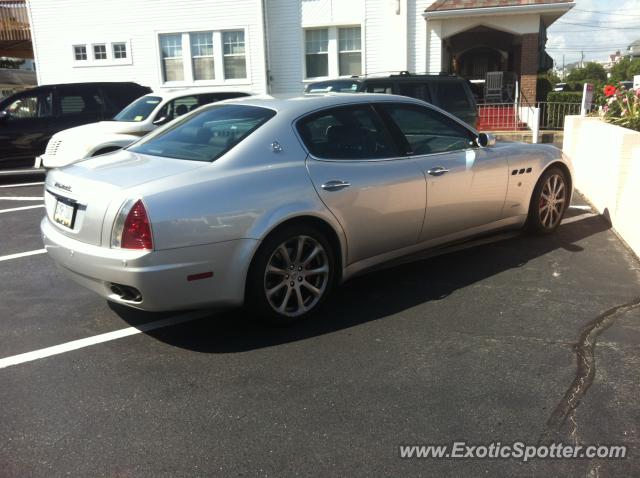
[152,116,169,126]
[476,132,496,148]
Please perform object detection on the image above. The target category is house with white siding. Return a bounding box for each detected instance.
[25,0,573,102]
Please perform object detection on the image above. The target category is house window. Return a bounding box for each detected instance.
[113,43,127,59]
[160,34,184,82]
[338,27,361,76]
[74,45,87,61]
[223,31,247,79]
[305,29,329,78]
[93,44,107,60]
[190,32,214,80]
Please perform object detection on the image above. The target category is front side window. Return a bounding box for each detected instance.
[93,44,107,60]
[379,104,474,155]
[113,43,127,59]
[191,32,215,80]
[365,83,393,94]
[305,29,328,78]
[397,83,431,102]
[114,96,162,122]
[160,34,184,81]
[5,92,52,119]
[74,45,87,61]
[297,105,396,160]
[223,31,247,79]
[338,27,361,76]
[129,105,275,162]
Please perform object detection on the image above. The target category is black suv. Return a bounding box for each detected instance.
[0,82,151,169]
[304,72,478,128]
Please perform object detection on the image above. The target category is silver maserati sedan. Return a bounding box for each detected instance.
[41,94,573,323]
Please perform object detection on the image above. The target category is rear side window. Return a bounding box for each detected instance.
[297,105,396,160]
[364,83,392,94]
[397,83,431,102]
[379,104,474,155]
[129,104,275,162]
[430,81,472,112]
[58,89,103,116]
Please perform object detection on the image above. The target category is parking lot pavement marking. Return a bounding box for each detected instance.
[0,196,44,201]
[0,204,45,214]
[561,212,598,225]
[0,182,44,188]
[0,249,46,262]
[569,205,594,211]
[0,310,212,370]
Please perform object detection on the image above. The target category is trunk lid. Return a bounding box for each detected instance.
[44,149,208,246]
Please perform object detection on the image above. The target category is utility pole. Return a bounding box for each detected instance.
[580,51,584,68]
[562,54,565,80]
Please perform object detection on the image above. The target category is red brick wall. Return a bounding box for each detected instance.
[520,33,538,104]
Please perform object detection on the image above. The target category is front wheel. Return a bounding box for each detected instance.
[526,167,569,234]
[246,225,336,325]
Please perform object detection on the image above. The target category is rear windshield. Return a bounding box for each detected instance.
[305,80,360,93]
[431,81,472,112]
[128,104,276,162]
[114,96,162,122]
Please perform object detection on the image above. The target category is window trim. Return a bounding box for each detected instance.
[302,24,364,81]
[92,43,108,61]
[73,44,88,62]
[72,40,132,67]
[156,28,251,87]
[374,102,478,157]
[295,103,402,162]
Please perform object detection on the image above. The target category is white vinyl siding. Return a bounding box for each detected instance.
[28,0,267,93]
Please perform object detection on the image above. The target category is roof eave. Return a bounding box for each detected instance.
[423,2,575,20]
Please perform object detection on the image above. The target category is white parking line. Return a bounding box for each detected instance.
[569,205,593,211]
[0,182,44,188]
[0,204,45,214]
[0,310,212,369]
[0,196,44,201]
[561,212,597,225]
[0,249,47,262]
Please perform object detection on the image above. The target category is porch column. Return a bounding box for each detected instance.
[520,33,538,105]
[425,20,443,74]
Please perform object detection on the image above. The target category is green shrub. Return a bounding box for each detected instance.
[546,91,582,103]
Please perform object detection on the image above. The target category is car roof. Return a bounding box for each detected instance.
[145,88,250,101]
[210,93,428,119]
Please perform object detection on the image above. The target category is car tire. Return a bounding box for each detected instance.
[246,224,336,325]
[525,166,569,235]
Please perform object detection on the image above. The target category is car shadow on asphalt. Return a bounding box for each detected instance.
[110,212,612,353]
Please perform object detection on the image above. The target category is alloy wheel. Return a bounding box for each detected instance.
[263,235,330,318]
[538,173,566,229]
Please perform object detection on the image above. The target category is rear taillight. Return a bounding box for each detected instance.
[112,199,153,250]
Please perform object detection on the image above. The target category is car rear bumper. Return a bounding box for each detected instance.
[41,217,258,311]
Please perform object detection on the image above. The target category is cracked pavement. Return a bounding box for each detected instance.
[1,177,639,477]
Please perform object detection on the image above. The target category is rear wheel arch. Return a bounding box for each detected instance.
[251,215,345,282]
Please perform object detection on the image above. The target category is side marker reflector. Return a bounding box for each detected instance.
[187,272,214,281]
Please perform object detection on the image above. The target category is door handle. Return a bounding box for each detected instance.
[321,180,351,191]
[427,167,450,177]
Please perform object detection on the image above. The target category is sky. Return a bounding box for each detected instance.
[546,0,640,68]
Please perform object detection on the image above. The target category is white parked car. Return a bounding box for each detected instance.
[39,89,249,168]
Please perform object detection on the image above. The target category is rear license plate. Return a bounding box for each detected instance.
[54,199,76,228]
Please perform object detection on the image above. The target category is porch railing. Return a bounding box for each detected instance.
[0,0,30,42]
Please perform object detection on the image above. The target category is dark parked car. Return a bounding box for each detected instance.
[304,72,478,128]
[0,82,151,169]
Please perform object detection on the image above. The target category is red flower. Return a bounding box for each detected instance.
[604,85,617,97]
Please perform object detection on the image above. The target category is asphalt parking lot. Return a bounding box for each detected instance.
[1,173,639,477]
